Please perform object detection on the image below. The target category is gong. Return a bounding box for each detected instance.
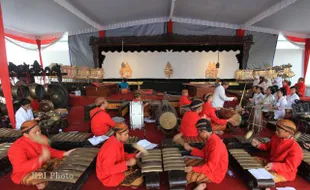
[48,84,69,108]
[39,100,54,112]
[29,84,45,100]
[11,85,30,100]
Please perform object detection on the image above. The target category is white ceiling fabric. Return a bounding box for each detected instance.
[0,0,309,38]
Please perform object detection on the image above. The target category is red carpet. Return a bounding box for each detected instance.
[1,95,309,189]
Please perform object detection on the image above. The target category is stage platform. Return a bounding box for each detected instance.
[0,93,309,190]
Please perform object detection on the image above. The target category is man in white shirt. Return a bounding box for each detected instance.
[286,86,300,107]
[212,82,237,108]
[15,98,39,130]
[273,75,283,89]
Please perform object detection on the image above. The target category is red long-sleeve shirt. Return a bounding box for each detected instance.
[258,135,303,181]
[200,102,227,126]
[190,133,228,183]
[283,84,290,95]
[96,136,136,187]
[180,111,200,136]
[90,108,116,136]
[295,82,305,97]
[8,136,64,184]
[179,96,192,107]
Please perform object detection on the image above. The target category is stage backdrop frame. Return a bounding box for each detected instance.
[90,34,254,69]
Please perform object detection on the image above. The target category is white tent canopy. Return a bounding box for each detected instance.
[1,0,309,38]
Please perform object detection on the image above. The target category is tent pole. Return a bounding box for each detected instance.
[0,3,16,128]
[36,39,45,83]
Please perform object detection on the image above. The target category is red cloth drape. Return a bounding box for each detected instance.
[236,29,245,37]
[5,33,58,45]
[167,20,173,33]
[0,3,15,128]
[286,36,306,43]
[304,39,310,78]
[36,39,44,69]
[99,30,105,38]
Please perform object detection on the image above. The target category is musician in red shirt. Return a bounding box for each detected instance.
[282,80,291,95]
[90,97,116,136]
[180,99,205,137]
[179,89,192,107]
[8,120,74,189]
[295,77,306,97]
[252,119,303,183]
[183,119,229,190]
[96,122,143,187]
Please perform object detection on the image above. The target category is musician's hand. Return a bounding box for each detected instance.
[185,166,193,173]
[63,149,76,157]
[251,138,261,148]
[39,146,51,163]
[265,163,273,171]
[144,102,150,107]
[201,114,206,119]
[184,143,193,151]
[135,151,143,158]
[233,97,238,101]
[35,117,40,121]
[126,158,137,166]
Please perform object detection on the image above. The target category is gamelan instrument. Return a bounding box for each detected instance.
[246,106,265,135]
[228,149,275,189]
[124,136,141,153]
[141,149,163,189]
[179,105,190,116]
[0,128,21,143]
[154,102,178,135]
[29,83,46,100]
[130,101,144,130]
[162,147,187,189]
[50,132,92,150]
[224,136,270,152]
[295,132,310,143]
[45,148,99,190]
[0,143,12,177]
[218,107,238,119]
[298,150,310,182]
[48,84,69,108]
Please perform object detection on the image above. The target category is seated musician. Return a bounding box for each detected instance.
[249,86,264,105]
[294,77,305,97]
[15,98,40,130]
[183,119,228,190]
[251,119,303,183]
[133,92,150,107]
[179,89,192,107]
[90,97,116,136]
[8,120,75,189]
[262,86,275,106]
[119,78,129,93]
[273,74,283,89]
[200,93,237,133]
[273,88,287,120]
[282,80,291,95]
[286,86,299,107]
[212,82,237,109]
[96,122,143,187]
[180,99,205,137]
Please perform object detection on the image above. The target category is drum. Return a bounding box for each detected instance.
[150,100,162,118]
[112,116,125,123]
[218,108,237,119]
[154,103,177,134]
[130,101,144,130]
